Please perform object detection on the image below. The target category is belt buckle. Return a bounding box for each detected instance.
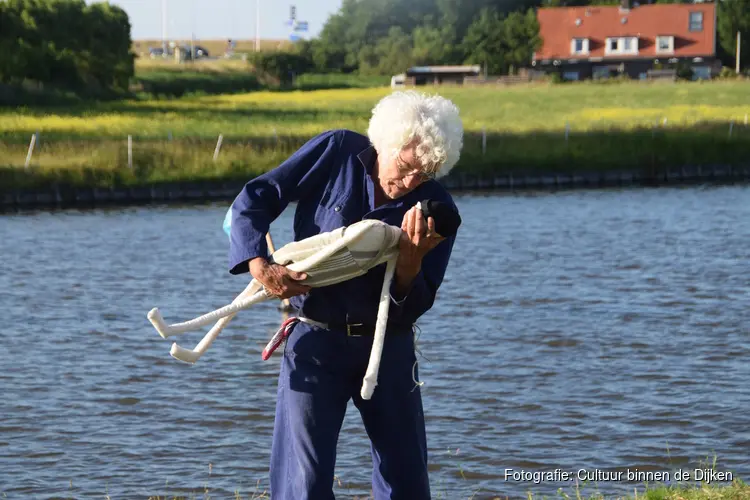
[347,323,364,337]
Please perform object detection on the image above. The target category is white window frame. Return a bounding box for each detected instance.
[656,35,674,54]
[605,36,639,55]
[570,38,590,56]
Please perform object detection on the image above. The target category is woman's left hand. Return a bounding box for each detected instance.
[396,206,445,279]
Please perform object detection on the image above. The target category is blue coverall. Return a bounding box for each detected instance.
[228,129,458,499]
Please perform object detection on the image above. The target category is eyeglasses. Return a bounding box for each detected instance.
[396,154,435,182]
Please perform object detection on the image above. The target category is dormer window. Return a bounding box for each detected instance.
[656,35,674,54]
[689,11,703,32]
[571,38,590,55]
[605,36,639,55]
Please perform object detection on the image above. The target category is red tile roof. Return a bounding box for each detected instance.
[534,3,716,61]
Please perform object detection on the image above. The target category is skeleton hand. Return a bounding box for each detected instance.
[249,258,311,299]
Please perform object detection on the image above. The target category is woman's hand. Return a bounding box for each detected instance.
[249,257,311,299]
[394,206,445,291]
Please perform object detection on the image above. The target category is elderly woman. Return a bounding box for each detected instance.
[228,90,463,500]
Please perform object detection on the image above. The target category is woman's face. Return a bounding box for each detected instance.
[374,145,435,200]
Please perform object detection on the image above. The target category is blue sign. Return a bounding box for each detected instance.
[285,5,308,40]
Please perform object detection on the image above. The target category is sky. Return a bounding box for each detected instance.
[88,0,343,41]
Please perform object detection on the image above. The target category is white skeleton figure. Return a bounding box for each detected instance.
[149,213,413,400]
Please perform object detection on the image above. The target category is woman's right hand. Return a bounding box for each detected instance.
[249,257,311,299]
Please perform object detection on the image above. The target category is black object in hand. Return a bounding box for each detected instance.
[419,199,462,238]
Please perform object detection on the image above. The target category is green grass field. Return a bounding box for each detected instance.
[2,80,750,192]
[130,58,390,98]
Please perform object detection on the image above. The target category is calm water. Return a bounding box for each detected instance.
[1,186,749,499]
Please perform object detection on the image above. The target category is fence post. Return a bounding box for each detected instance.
[745,114,748,126]
[128,135,133,169]
[213,134,224,161]
[729,121,734,139]
[24,133,37,169]
[481,127,486,156]
[565,121,570,144]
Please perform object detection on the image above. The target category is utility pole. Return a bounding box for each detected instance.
[737,31,742,75]
[191,0,195,61]
[162,0,168,57]
[255,0,260,52]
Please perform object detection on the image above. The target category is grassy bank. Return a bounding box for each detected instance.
[0,58,388,107]
[131,38,294,58]
[131,58,389,97]
[132,59,262,98]
[2,81,750,192]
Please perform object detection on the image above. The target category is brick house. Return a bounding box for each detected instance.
[532,1,720,81]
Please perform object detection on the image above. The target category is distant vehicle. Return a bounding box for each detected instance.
[192,46,209,58]
[149,47,169,58]
[391,73,406,89]
[148,45,210,59]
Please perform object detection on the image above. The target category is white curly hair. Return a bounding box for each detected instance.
[367,90,464,179]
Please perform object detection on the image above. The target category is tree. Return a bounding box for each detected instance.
[461,6,541,75]
[718,0,750,71]
[249,51,314,85]
[360,26,414,75]
[462,7,506,74]
[412,21,461,66]
[0,0,134,94]
[311,9,352,73]
[500,9,541,74]
[83,2,135,92]
[0,2,21,83]
[311,0,537,74]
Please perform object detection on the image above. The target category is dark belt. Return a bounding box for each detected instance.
[299,317,412,337]
[337,323,414,337]
[333,323,372,337]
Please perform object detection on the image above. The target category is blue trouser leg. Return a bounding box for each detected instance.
[269,323,350,500]
[352,332,431,500]
[269,323,431,500]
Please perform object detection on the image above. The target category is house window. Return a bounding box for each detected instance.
[656,35,674,54]
[605,37,639,55]
[692,66,711,80]
[593,66,611,79]
[563,71,580,81]
[570,38,589,55]
[689,12,703,32]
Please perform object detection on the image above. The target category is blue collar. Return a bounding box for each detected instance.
[357,145,377,175]
[357,145,378,212]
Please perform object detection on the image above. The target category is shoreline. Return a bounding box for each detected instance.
[1,164,748,212]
